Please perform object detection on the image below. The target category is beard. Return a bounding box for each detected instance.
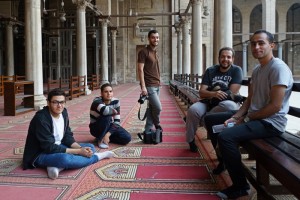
[220,63,231,69]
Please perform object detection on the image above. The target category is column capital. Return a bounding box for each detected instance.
[1,19,16,27]
[72,0,85,4]
[174,22,182,33]
[100,18,110,26]
[7,21,15,27]
[111,29,117,38]
[72,0,87,10]
[243,41,249,47]
[181,16,191,24]
[175,27,182,34]
[110,26,117,31]
[191,0,204,6]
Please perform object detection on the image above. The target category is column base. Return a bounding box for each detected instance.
[101,80,110,85]
[111,74,118,85]
[85,86,92,95]
[111,79,118,85]
[34,94,47,111]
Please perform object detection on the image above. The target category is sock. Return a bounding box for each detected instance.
[47,167,64,179]
[98,142,109,149]
[95,151,114,161]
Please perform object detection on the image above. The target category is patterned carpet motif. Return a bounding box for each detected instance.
[0,83,229,200]
[96,162,212,182]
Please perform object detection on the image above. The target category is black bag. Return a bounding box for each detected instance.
[200,90,246,110]
[137,129,162,144]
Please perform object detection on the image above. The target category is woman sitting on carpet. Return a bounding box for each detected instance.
[89,83,131,149]
[22,88,114,179]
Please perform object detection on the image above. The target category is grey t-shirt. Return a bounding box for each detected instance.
[249,57,293,132]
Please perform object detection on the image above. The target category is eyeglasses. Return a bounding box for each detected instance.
[50,100,66,106]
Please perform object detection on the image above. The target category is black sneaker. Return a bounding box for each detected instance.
[212,163,226,175]
[217,185,251,199]
[189,140,198,152]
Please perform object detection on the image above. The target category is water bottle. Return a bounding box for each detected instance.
[212,122,235,133]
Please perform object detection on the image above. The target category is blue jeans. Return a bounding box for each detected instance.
[204,111,283,188]
[34,143,99,169]
[145,86,162,131]
[89,115,131,145]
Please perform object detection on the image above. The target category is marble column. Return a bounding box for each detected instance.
[111,29,118,85]
[262,0,276,33]
[74,0,91,95]
[242,42,248,77]
[6,22,14,76]
[182,17,191,74]
[94,30,100,76]
[176,28,182,75]
[213,0,232,64]
[101,19,109,84]
[191,0,203,75]
[278,42,283,60]
[25,0,46,110]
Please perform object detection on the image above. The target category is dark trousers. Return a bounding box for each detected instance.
[89,115,131,145]
[204,111,282,188]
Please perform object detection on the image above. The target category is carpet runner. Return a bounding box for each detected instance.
[0,83,241,200]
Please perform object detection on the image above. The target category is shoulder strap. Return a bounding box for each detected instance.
[146,46,150,60]
[137,132,144,141]
[138,104,148,121]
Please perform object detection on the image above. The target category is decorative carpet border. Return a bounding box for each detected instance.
[113,146,204,160]
[76,187,219,200]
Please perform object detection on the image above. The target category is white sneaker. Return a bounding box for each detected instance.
[47,167,63,179]
[98,142,109,149]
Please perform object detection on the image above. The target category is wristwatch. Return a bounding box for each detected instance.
[244,116,250,123]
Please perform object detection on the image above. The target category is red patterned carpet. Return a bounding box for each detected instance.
[0,83,250,200]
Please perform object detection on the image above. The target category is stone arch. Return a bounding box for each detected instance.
[286,3,300,75]
[232,6,243,69]
[250,4,262,32]
[249,4,278,33]
[233,6,242,34]
[287,3,300,33]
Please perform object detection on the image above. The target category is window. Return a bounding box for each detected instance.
[233,8,242,33]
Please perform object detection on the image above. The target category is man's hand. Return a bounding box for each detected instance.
[141,86,148,96]
[112,108,118,115]
[79,147,93,157]
[214,90,228,100]
[224,116,244,125]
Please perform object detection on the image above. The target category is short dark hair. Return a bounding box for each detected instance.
[251,29,275,43]
[101,83,113,92]
[218,47,235,58]
[47,88,66,101]
[148,29,158,38]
